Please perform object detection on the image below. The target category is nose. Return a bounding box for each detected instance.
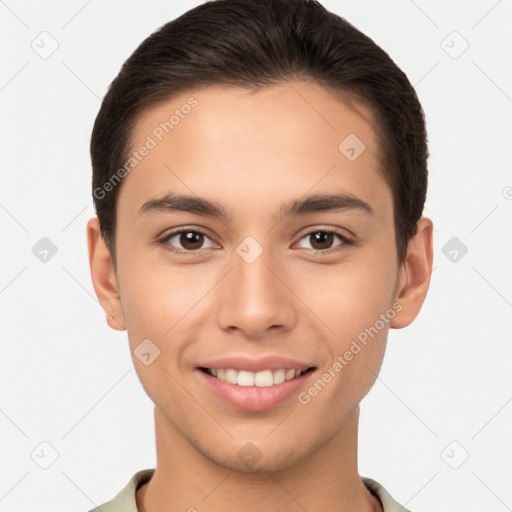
[216,245,297,340]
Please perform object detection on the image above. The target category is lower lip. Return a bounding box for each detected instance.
[197,369,314,412]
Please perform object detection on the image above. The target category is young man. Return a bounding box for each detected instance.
[86,0,433,510]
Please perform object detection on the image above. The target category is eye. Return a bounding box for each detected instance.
[159,229,217,254]
[158,227,354,255]
[295,229,353,252]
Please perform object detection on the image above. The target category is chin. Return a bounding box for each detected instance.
[213,452,306,473]
[202,438,316,474]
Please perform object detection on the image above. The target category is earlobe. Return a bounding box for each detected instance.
[86,217,126,331]
[390,217,434,329]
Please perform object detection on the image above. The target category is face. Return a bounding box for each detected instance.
[101,80,407,471]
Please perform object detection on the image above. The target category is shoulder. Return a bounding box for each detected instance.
[87,468,155,512]
[362,477,413,512]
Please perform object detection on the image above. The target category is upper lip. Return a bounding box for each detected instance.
[197,355,316,373]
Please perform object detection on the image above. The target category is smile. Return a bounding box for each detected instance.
[197,366,316,411]
[200,367,314,387]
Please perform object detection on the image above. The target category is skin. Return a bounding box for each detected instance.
[87,80,433,512]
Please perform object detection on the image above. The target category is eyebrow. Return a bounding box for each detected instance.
[138,192,374,221]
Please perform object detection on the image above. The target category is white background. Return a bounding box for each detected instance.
[1,1,511,511]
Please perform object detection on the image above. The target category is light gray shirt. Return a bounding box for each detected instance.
[87,468,412,512]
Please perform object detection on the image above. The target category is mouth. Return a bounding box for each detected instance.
[199,366,316,387]
[197,365,316,411]
[195,355,318,411]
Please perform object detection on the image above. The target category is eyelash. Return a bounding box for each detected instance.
[157,227,354,256]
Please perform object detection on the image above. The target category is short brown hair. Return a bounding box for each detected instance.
[91,0,429,267]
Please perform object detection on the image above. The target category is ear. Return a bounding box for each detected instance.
[391,216,434,329]
[86,217,126,331]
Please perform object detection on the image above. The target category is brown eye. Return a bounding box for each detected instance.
[179,231,204,250]
[162,229,216,253]
[309,231,335,250]
[296,229,352,252]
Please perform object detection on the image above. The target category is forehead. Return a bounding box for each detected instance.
[118,80,390,219]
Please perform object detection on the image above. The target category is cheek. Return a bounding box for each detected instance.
[295,262,395,429]
[116,246,221,377]
[117,242,197,332]
[116,255,206,409]
[343,269,394,332]
[298,252,398,344]
[328,254,397,392]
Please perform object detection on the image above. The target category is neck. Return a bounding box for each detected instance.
[137,406,381,512]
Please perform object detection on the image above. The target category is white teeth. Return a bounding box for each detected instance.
[237,370,254,387]
[225,368,238,384]
[285,369,296,381]
[254,370,274,387]
[273,369,286,384]
[208,367,306,386]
